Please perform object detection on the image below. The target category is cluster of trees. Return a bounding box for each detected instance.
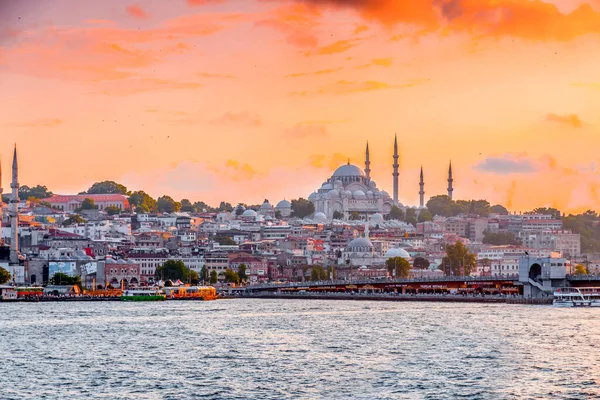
[291,198,315,218]
[413,257,430,269]
[0,266,11,284]
[482,231,521,245]
[50,272,82,289]
[308,265,336,281]
[388,206,431,224]
[563,210,600,252]
[154,260,199,284]
[426,195,508,218]
[441,242,477,276]
[385,257,412,278]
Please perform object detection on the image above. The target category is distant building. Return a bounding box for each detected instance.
[43,194,130,212]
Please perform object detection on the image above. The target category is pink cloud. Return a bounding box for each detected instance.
[126,4,148,19]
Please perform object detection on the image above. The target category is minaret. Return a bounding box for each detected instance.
[447,161,454,200]
[9,145,19,264]
[364,141,371,181]
[419,166,425,208]
[392,134,399,204]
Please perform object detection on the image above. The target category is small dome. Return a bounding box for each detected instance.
[75,249,87,257]
[276,200,291,209]
[260,200,273,211]
[366,190,374,199]
[117,259,127,264]
[328,189,340,199]
[347,237,374,251]
[242,209,258,218]
[353,190,366,199]
[59,255,69,261]
[384,247,411,259]
[314,212,327,223]
[332,164,366,178]
[344,190,352,196]
[308,192,319,201]
[381,190,390,198]
[370,213,384,224]
[83,255,94,261]
[127,259,136,264]
[320,183,333,190]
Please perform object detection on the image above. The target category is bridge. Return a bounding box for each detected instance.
[241,275,520,295]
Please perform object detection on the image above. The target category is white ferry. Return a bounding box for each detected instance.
[553,287,600,307]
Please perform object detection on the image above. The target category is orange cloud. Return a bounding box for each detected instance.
[255,3,321,49]
[126,4,148,19]
[284,123,328,139]
[198,72,236,79]
[313,39,360,55]
[187,0,225,5]
[95,78,202,96]
[224,159,258,181]
[546,113,582,128]
[285,67,343,78]
[317,79,429,94]
[12,118,64,127]
[210,112,262,127]
[357,57,393,68]
[354,25,369,35]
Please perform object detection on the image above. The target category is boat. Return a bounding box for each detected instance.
[553,287,600,307]
[121,288,166,301]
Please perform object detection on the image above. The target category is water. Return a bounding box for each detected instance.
[0,300,599,399]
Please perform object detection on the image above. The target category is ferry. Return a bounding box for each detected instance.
[121,288,166,302]
[553,287,600,307]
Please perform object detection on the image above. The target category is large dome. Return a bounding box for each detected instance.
[347,237,374,251]
[276,200,291,209]
[314,212,327,223]
[242,209,258,218]
[332,164,365,178]
[384,247,411,259]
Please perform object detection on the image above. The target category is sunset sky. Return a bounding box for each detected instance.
[0,0,599,212]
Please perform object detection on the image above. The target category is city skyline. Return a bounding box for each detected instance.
[1,0,599,211]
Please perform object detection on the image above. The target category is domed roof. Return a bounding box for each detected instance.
[117,259,127,264]
[276,199,291,209]
[242,209,258,217]
[314,212,327,222]
[308,192,319,201]
[353,190,366,198]
[385,247,411,259]
[320,183,333,190]
[328,189,340,198]
[260,200,273,210]
[75,249,87,257]
[370,213,384,224]
[347,237,373,250]
[127,259,136,264]
[332,164,365,178]
[59,255,69,261]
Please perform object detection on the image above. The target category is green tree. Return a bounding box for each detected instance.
[490,204,509,215]
[386,257,411,278]
[85,181,129,195]
[223,269,240,284]
[426,195,455,217]
[18,185,53,200]
[157,196,181,213]
[50,273,82,290]
[238,264,248,281]
[442,241,476,276]
[482,231,520,245]
[194,201,213,213]
[129,191,157,213]
[214,235,236,245]
[531,207,562,219]
[200,266,208,283]
[479,258,492,275]
[80,198,97,210]
[209,270,218,284]
[62,215,87,226]
[235,204,246,216]
[389,206,405,221]
[405,208,417,225]
[190,270,199,285]
[574,264,588,275]
[154,260,191,282]
[413,257,430,270]
[310,265,327,281]
[332,210,344,220]
[291,198,315,218]
[180,199,196,213]
[417,209,433,222]
[218,202,234,212]
[105,206,121,215]
[563,211,600,252]
[349,211,361,221]
[0,266,11,284]
[275,210,282,219]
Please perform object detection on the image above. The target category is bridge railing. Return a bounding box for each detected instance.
[566,274,600,281]
[246,274,519,290]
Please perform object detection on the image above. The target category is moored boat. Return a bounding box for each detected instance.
[553,287,600,307]
[121,288,166,301]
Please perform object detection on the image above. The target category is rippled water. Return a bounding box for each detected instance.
[1,299,599,399]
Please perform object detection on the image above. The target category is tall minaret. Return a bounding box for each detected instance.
[419,166,425,208]
[364,141,371,180]
[9,145,19,264]
[392,134,399,204]
[447,161,454,200]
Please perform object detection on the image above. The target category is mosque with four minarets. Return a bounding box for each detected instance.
[305,135,454,220]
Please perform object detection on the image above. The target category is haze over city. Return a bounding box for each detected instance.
[1,0,599,211]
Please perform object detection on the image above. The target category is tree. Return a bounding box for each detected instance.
[218,201,234,212]
[62,215,87,226]
[209,270,218,284]
[50,272,81,289]
[310,265,327,281]
[200,266,208,283]
[442,241,476,276]
[389,206,405,221]
[574,264,588,275]
[80,198,97,210]
[563,211,600,252]
[413,257,430,270]
[105,206,121,215]
[180,199,196,213]
[479,258,492,276]
[0,266,11,284]
[386,257,411,279]
[291,198,315,218]
[85,181,128,195]
[157,196,181,213]
[405,208,417,225]
[417,209,432,222]
[129,191,157,213]
[189,270,199,285]
[531,207,562,219]
[349,211,361,221]
[490,204,509,215]
[426,195,455,217]
[238,264,248,281]
[332,210,343,220]
[235,205,245,216]
[223,269,240,285]
[18,185,52,200]
[482,231,520,245]
[214,235,236,245]
[194,201,213,213]
[154,260,191,282]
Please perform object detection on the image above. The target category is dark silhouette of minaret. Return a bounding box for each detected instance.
[419,166,425,208]
[365,141,371,180]
[393,134,399,204]
[447,161,454,200]
[9,145,19,264]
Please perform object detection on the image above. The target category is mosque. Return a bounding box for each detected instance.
[307,136,454,220]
